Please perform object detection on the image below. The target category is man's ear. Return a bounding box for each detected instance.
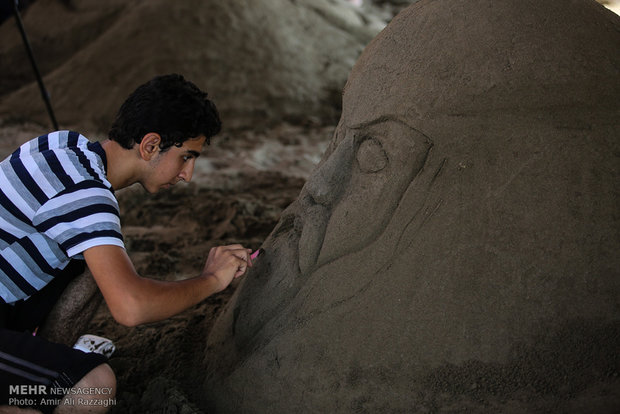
[138,133,162,161]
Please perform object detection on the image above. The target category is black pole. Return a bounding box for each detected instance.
[13,0,59,131]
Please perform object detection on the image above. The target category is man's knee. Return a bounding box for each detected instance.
[55,363,116,413]
[77,363,116,392]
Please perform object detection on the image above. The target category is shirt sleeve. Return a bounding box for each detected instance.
[32,180,125,257]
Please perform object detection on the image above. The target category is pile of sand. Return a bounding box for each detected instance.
[0,0,390,135]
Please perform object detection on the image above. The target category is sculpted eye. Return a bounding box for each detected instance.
[356,137,388,173]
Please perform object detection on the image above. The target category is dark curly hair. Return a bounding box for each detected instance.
[108,74,221,151]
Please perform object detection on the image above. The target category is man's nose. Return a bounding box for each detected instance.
[179,161,195,182]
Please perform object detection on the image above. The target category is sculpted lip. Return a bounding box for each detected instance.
[297,198,330,276]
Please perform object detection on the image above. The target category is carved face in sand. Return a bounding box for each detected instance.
[222,102,435,350]
[293,117,431,276]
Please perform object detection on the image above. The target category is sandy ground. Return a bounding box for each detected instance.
[0,118,333,413]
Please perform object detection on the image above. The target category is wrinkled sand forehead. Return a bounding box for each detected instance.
[342,0,620,131]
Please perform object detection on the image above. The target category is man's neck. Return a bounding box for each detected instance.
[100,139,141,191]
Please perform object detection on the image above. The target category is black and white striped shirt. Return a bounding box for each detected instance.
[0,131,124,304]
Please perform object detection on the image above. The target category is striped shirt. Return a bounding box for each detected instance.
[0,131,124,304]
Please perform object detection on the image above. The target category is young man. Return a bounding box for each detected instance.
[0,74,253,413]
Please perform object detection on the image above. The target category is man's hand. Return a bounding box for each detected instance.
[202,244,253,292]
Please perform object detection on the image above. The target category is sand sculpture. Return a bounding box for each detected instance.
[203,0,620,411]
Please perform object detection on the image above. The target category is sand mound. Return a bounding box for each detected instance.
[0,0,386,134]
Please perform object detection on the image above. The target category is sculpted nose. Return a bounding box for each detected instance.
[304,172,332,206]
[303,132,354,207]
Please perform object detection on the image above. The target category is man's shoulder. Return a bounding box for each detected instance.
[21,130,111,190]
[16,130,90,154]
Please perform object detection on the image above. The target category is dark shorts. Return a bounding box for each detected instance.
[0,329,108,413]
[0,260,108,414]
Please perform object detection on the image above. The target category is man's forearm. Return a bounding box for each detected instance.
[110,274,220,326]
[84,244,249,327]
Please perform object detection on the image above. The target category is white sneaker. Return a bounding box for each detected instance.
[73,334,116,358]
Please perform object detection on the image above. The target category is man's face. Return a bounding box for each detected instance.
[142,135,206,193]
